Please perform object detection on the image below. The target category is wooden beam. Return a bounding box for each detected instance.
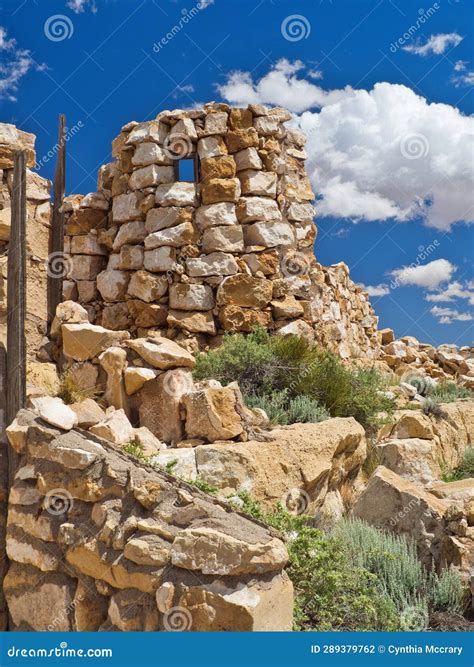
[6,150,27,435]
[48,113,66,326]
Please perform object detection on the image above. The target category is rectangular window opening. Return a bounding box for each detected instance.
[174,155,199,182]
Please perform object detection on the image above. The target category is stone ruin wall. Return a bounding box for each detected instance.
[61,103,380,360]
[3,409,292,632]
[0,124,52,356]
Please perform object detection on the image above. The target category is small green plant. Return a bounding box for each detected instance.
[363,440,384,478]
[431,381,473,403]
[53,368,102,405]
[187,477,218,494]
[441,447,474,482]
[422,398,448,419]
[123,438,152,464]
[164,459,178,474]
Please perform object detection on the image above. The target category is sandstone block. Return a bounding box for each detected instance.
[143,246,176,273]
[97,270,130,302]
[70,235,108,256]
[169,283,214,311]
[124,367,157,395]
[145,206,192,233]
[195,202,237,230]
[119,244,144,270]
[167,310,216,335]
[69,255,105,281]
[132,142,172,167]
[225,128,259,153]
[90,409,134,445]
[30,396,78,431]
[112,192,142,222]
[127,338,195,369]
[202,226,244,253]
[127,271,168,303]
[201,178,241,205]
[244,222,295,248]
[217,274,272,308]
[197,136,227,159]
[144,221,198,248]
[70,399,106,429]
[129,165,174,190]
[186,252,238,277]
[236,196,282,223]
[234,147,262,171]
[200,155,236,180]
[62,323,129,361]
[112,221,147,250]
[239,170,277,197]
[183,386,243,442]
[203,112,228,135]
[155,183,198,207]
[139,369,193,443]
[219,306,272,332]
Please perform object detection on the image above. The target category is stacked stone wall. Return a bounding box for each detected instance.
[62,104,379,359]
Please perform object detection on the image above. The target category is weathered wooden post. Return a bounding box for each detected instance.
[48,113,66,327]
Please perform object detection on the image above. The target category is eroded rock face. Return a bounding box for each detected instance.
[3,410,292,632]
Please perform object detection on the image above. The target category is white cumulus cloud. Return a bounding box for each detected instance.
[66,0,97,12]
[425,280,474,305]
[218,60,474,230]
[402,32,463,56]
[390,259,456,290]
[359,283,390,297]
[430,305,473,324]
[0,26,46,101]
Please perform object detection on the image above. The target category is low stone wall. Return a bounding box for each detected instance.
[3,409,292,631]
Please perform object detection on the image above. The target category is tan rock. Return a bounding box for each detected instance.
[171,526,288,575]
[89,409,134,445]
[112,220,147,250]
[127,300,168,328]
[167,310,216,335]
[234,147,262,171]
[271,295,304,319]
[195,202,237,229]
[62,323,129,361]
[244,221,295,248]
[236,196,282,223]
[30,396,78,431]
[143,246,177,272]
[200,156,236,180]
[129,165,174,190]
[197,135,227,159]
[119,244,144,270]
[239,170,277,197]
[217,274,272,308]
[70,399,106,429]
[225,128,259,153]
[202,226,244,253]
[183,386,243,442]
[66,207,107,234]
[144,221,198,249]
[124,367,157,395]
[132,426,165,455]
[112,192,142,222]
[219,305,272,332]
[124,535,170,567]
[98,347,128,412]
[127,270,168,303]
[201,178,241,205]
[145,206,192,233]
[139,369,193,443]
[169,283,214,311]
[127,338,195,369]
[96,270,130,302]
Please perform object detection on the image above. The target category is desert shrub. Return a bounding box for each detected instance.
[422,398,448,419]
[54,368,101,405]
[332,518,465,627]
[432,381,473,403]
[194,329,394,432]
[123,438,151,465]
[231,493,398,631]
[442,447,474,482]
[246,390,329,425]
[404,373,436,397]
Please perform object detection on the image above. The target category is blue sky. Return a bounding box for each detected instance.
[1,0,473,346]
